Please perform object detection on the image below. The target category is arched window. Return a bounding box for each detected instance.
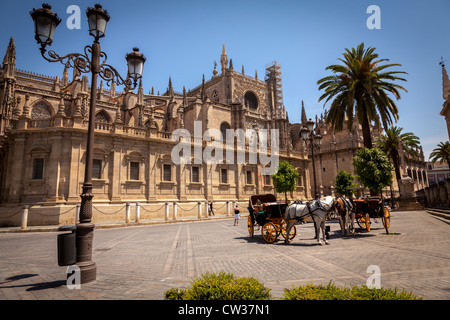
[95,110,112,131]
[95,110,111,123]
[220,122,231,139]
[31,101,52,120]
[244,91,258,109]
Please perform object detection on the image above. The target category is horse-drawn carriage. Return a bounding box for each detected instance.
[353,196,390,232]
[336,195,391,235]
[247,194,296,243]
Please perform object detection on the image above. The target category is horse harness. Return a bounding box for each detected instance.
[290,199,330,222]
[339,197,353,211]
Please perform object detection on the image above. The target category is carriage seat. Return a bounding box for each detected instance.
[368,196,381,208]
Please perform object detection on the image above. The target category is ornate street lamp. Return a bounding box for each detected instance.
[301,119,322,199]
[126,48,146,84]
[86,4,110,39]
[30,3,146,284]
[30,3,61,49]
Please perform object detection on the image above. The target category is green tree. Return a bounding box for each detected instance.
[271,161,299,201]
[335,169,356,197]
[429,141,450,171]
[317,43,407,149]
[353,147,394,195]
[375,126,420,182]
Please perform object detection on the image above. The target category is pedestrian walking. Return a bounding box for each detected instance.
[209,201,214,216]
[234,204,240,226]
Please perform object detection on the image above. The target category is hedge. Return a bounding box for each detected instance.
[164,273,422,300]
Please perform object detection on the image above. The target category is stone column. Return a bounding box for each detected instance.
[7,136,26,204]
[67,134,83,203]
[110,138,122,203]
[46,133,63,203]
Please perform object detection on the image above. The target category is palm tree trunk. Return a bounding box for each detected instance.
[391,152,402,182]
[360,107,373,149]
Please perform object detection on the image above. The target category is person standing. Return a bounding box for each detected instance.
[234,204,240,226]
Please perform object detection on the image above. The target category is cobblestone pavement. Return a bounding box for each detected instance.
[0,210,449,300]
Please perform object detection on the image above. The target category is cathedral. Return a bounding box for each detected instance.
[0,38,428,226]
[0,39,312,225]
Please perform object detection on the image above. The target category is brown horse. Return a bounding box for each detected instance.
[335,197,355,236]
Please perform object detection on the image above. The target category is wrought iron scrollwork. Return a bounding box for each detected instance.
[40,44,138,91]
[99,63,135,90]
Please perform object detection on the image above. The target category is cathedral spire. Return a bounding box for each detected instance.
[301,100,307,126]
[201,74,207,102]
[2,36,16,79]
[441,58,450,100]
[168,76,174,96]
[212,61,218,77]
[137,79,143,104]
[220,44,228,74]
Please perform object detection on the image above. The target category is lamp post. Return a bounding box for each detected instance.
[300,119,322,199]
[30,3,146,283]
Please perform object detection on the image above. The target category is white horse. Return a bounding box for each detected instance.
[284,196,335,245]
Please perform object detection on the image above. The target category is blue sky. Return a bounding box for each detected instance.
[1,0,449,158]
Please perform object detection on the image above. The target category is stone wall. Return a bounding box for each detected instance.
[416,179,450,207]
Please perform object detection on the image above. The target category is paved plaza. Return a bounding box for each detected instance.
[0,210,449,300]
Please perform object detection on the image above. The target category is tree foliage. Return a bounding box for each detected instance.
[375,126,420,181]
[271,161,299,200]
[317,43,407,148]
[335,169,356,197]
[353,147,394,194]
[429,141,450,171]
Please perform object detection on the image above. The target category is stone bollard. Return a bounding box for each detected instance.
[198,201,202,219]
[204,201,208,218]
[135,202,140,223]
[75,204,80,224]
[173,202,177,220]
[21,205,29,230]
[226,200,230,216]
[165,202,169,221]
[125,202,131,224]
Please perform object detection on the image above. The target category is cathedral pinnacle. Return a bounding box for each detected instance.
[301,100,307,126]
[220,44,228,74]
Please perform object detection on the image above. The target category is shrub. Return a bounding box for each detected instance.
[164,272,272,300]
[282,282,422,300]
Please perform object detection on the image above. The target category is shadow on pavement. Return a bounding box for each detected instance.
[0,273,65,291]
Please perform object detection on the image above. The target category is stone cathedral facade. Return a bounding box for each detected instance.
[0,39,312,222]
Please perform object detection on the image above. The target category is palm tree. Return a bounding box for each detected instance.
[375,126,420,182]
[429,141,450,171]
[317,43,407,148]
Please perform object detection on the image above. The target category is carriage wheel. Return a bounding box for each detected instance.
[281,221,296,240]
[365,213,371,231]
[382,207,390,233]
[356,215,365,229]
[248,215,254,238]
[382,207,390,228]
[357,213,371,231]
[262,222,278,243]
